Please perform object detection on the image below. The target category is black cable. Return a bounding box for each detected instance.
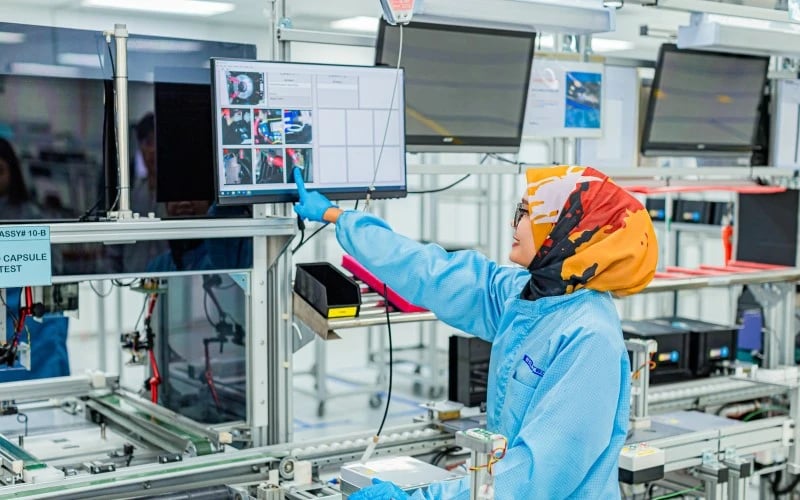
[430,446,463,466]
[488,153,522,166]
[771,470,800,497]
[112,278,137,287]
[408,174,471,195]
[292,228,305,254]
[292,223,329,255]
[80,76,110,222]
[376,283,393,438]
[106,38,116,76]
[133,294,148,332]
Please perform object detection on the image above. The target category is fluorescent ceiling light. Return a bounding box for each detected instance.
[81,0,234,17]
[0,31,25,44]
[127,39,203,52]
[591,37,634,52]
[330,16,379,32]
[10,63,81,78]
[58,53,102,67]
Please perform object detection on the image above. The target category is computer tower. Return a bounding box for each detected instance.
[448,336,491,408]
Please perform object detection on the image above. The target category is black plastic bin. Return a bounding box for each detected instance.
[295,262,361,318]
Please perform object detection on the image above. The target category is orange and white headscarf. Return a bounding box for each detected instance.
[522,166,658,300]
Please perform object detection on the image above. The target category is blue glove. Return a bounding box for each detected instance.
[293,167,335,223]
[348,478,410,500]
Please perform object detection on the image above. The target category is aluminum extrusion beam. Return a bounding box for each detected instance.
[277,28,375,47]
[44,217,295,245]
[648,377,789,414]
[407,165,799,179]
[637,0,800,24]
[109,392,229,448]
[1,424,451,499]
[642,268,800,294]
[0,373,118,402]
[412,0,613,34]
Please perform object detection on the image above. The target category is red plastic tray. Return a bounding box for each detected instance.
[341,254,428,313]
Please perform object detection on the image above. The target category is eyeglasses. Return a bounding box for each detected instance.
[513,202,529,228]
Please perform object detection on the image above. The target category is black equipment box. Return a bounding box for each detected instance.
[654,317,737,377]
[622,320,692,384]
[294,262,361,318]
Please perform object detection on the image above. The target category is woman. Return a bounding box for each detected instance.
[294,166,658,499]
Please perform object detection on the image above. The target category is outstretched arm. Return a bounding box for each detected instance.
[292,168,528,341]
[334,210,525,342]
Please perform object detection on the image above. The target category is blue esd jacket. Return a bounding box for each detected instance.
[336,211,630,499]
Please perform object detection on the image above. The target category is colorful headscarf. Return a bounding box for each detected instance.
[522,165,658,300]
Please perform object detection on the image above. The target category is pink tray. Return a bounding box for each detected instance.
[341,254,428,313]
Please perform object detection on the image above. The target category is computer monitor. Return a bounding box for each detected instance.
[641,44,768,156]
[154,81,215,203]
[375,19,535,153]
[736,190,800,267]
[210,59,407,204]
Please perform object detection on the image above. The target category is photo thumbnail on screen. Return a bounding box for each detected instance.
[255,149,285,184]
[286,148,313,183]
[284,110,312,145]
[254,109,284,145]
[223,148,253,185]
[221,108,252,145]
[225,71,265,105]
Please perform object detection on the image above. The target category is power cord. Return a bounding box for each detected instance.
[376,283,394,437]
[292,223,329,255]
[407,153,491,195]
[360,283,395,462]
[487,153,522,166]
[770,470,800,497]
[366,23,404,205]
[408,174,471,195]
[291,200,357,255]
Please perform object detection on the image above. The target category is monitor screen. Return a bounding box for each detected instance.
[211,59,407,204]
[375,20,535,153]
[736,190,799,267]
[155,82,215,203]
[641,44,768,155]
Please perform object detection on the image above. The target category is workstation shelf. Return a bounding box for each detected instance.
[294,265,800,337]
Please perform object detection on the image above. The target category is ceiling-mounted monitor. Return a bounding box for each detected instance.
[375,19,535,153]
[210,59,407,205]
[641,44,768,156]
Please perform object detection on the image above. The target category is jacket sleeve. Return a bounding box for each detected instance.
[335,210,528,342]
[491,332,627,498]
[412,476,470,500]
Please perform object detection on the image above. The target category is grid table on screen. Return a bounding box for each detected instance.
[211,60,407,204]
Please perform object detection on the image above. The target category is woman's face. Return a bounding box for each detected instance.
[0,159,10,196]
[509,198,536,267]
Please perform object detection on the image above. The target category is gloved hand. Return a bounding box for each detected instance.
[348,478,410,500]
[293,167,335,223]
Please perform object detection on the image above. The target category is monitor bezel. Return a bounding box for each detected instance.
[210,58,408,205]
[640,43,769,156]
[375,18,536,153]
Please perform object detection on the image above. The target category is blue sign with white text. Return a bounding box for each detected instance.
[0,226,51,287]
